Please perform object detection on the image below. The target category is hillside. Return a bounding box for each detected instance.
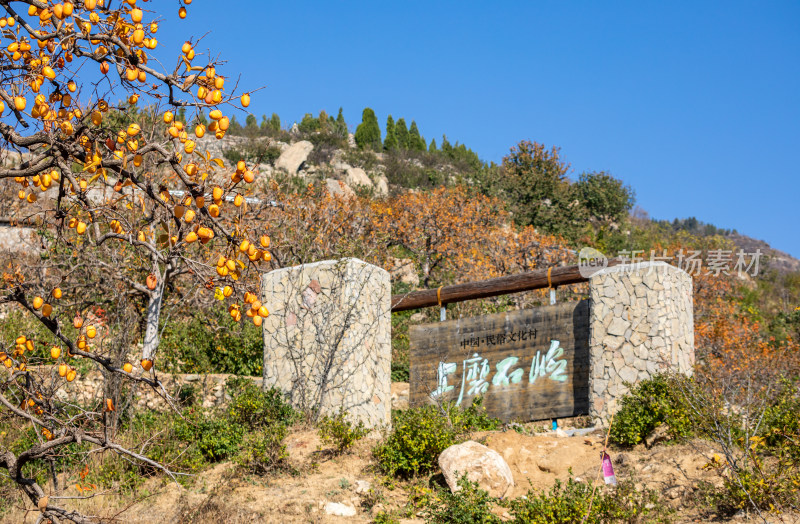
[2,107,799,524]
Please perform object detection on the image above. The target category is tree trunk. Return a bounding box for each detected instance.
[141,279,164,361]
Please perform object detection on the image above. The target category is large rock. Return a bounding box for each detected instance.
[345,166,373,189]
[325,178,355,199]
[438,440,514,498]
[276,140,313,174]
[323,502,356,517]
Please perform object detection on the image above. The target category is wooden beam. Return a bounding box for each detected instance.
[391,259,623,312]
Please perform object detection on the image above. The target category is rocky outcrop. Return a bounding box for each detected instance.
[438,440,515,498]
[276,140,313,174]
[325,178,355,198]
[375,175,389,198]
[345,166,373,189]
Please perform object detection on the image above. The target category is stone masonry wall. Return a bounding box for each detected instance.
[52,370,259,412]
[261,258,391,428]
[588,262,694,423]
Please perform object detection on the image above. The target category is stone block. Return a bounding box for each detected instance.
[589,262,694,425]
[261,258,391,427]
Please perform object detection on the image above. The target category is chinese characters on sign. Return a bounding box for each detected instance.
[433,340,569,405]
[409,300,591,422]
[459,328,537,350]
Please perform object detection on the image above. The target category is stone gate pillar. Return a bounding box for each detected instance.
[261,258,391,428]
[588,262,694,423]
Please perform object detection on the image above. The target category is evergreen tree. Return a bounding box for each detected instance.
[440,134,452,153]
[298,113,320,133]
[228,115,243,134]
[409,120,426,151]
[335,107,347,137]
[318,110,329,131]
[354,107,382,151]
[429,138,437,152]
[383,115,398,151]
[269,113,281,133]
[245,114,258,130]
[260,114,269,132]
[395,118,409,150]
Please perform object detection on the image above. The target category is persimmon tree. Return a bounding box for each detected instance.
[0,1,270,520]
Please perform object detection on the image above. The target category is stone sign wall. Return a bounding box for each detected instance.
[409,301,590,422]
[408,262,694,425]
[261,258,391,428]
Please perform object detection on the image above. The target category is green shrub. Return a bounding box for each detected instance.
[159,305,263,376]
[373,399,499,477]
[504,476,672,523]
[373,512,401,524]
[235,425,292,475]
[711,462,799,516]
[761,377,800,458]
[423,476,501,524]
[450,397,501,434]
[226,377,297,429]
[318,410,369,454]
[374,405,459,477]
[308,131,347,165]
[174,409,245,462]
[391,361,410,382]
[222,140,281,166]
[609,374,693,447]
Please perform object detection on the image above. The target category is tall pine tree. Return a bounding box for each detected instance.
[354,108,382,151]
[383,115,398,151]
[409,120,426,151]
[429,138,437,152]
[335,107,347,137]
[395,118,409,150]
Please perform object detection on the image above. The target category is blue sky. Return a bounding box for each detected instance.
[156,1,799,257]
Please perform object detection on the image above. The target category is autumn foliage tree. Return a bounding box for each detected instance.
[0,1,271,520]
[371,186,572,288]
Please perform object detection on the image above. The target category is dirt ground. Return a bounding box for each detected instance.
[5,423,795,524]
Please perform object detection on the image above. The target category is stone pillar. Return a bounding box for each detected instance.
[261,258,391,428]
[588,262,694,423]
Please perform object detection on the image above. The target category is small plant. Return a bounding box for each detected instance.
[423,476,501,524]
[702,437,800,516]
[609,374,693,447]
[373,405,458,478]
[235,425,292,475]
[226,377,297,430]
[373,512,401,524]
[504,476,672,523]
[222,140,281,166]
[760,376,800,459]
[391,361,410,382]
[318,410,369,455]
[373,399,500,477]
[174,409,245,462]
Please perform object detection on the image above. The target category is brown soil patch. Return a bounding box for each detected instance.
[1,428,788,523]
